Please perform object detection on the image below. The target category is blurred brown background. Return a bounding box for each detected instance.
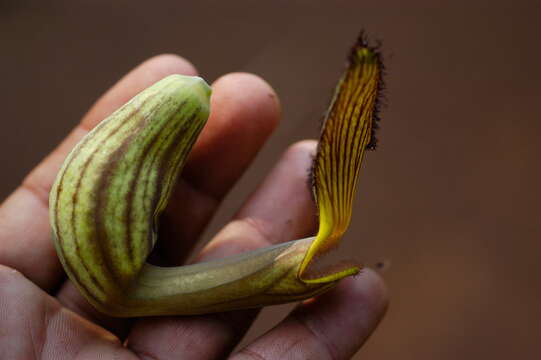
[1,0,540,358]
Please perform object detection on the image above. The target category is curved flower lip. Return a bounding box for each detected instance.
[299,34,384,283]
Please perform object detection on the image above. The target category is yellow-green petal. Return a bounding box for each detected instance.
[299,36,383,283]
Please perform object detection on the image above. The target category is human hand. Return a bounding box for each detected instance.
[0,55,388,359]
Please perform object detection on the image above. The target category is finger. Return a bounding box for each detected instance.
[127,141,319,360]
[0,54,197,291]
[153,72,281,265]
[197,140,318,260]
[184,72,281,198]
[55,72,281,336]
[233,269,388,360]
[0,265,136,359]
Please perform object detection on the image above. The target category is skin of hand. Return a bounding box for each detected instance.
[0,54,388,359]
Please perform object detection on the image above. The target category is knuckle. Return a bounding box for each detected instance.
[242,216,274,246]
